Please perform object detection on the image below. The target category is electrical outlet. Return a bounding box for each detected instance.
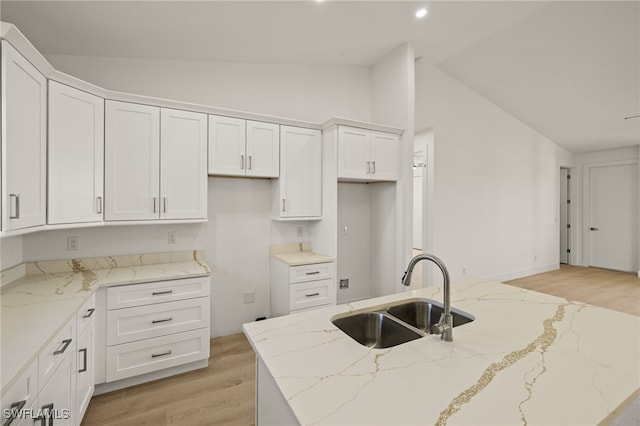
[243,291,255,304]
[296,226,304,238]
[339,279,349,289]
[168,231,177,244]
[67,236,79,251]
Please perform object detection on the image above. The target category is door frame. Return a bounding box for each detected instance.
[559,167,572,264]
[582,159,639,271]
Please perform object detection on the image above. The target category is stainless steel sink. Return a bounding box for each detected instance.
[332,312,422,349]
[332,298,474,348]
[387,299,474,333]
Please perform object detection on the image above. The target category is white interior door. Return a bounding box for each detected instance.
[589,163,639,272]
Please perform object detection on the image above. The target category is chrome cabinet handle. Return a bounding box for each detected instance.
[53,339,72,355]
[96,196,103,214]
[9,194,20,219]
[83,308,95,318]
[248,155,252,170]
[305,292,320,297]
[151,350,172,358]
[163,197,168,213]
[241,154,245,170]
[371,161,376,174]
[78,348,88,373]
[153,197,158,213]
[152,317,173,324]
[305,271,320,275]
[590,227,599,231]
[3,399,26,426]
[366,161,370,174]
[152,290,173,296]
[282,199,286,212]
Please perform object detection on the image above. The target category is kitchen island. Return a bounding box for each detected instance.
[243,279,639,425]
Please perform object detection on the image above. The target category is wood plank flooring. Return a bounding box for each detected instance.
[82,265,639,426]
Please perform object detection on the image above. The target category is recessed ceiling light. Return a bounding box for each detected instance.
[416,8,428,18]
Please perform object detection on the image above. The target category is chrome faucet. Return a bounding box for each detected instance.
[401,254,453,342]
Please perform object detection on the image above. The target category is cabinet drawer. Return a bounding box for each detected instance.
[76,293,96,336]
[289,279,334,312]
[105,328,209,382]
[38,317,75,392]
[107,277,209,310]
[289,263,334,284]
[106,297,210,346]
[1,361,38,426]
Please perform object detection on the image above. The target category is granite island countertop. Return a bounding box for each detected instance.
[243,279,640,425]
[1,250,211,392]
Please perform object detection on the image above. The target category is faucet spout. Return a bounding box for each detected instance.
[401,254,453,342]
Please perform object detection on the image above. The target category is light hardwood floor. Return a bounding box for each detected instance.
[82,265,639,425]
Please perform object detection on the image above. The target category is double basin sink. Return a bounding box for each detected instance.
[332,298,474,348]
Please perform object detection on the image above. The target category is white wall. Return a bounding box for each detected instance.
[0,236,23,271]
[46,54,371,124]
[415,62,574,283]
[370,43,415,295]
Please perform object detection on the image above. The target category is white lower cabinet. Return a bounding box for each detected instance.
[96,277,211,391]
[35,345,76,425]
[75,294,96,423]
[271,260,336,317]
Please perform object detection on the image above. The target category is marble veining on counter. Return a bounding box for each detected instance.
[270,242,335,266]
[1,250,211,392]
[243,280,640,425]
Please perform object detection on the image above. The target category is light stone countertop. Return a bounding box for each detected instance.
[243,279,640,425]
[270,242,335,266]
[0,250,211,392]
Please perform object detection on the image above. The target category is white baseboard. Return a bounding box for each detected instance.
[485,263,559,283]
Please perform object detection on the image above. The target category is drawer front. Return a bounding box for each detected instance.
[289,279,334,312]
[289,262,334,284]
[106,297,210,346]
[76,293,96,336]
[38,317,75,392]
[1,361,38,426]
[107,277,210,310]
[105,328,210,382]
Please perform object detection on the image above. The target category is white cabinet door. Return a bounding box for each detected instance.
[1,40,47,231]
[76,322,95,423]
[37,344,76,426]
[105,100,160,221]
[160,108,207,219]
[246,121,279,178]
[277,126,321,218]
[337,126,370,180]
[370,130,399,181]
[48,81,104,224]
[208,115,246,176]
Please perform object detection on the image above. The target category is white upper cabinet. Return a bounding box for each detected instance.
[208,115,279,178]
[337,125,399,181]
[1,40,47,232]
[274,126,321,219]
[105,100,160,221]
[48,81,104,225]
[246,120,279,177]
[160,108,208,219]
[105,101,207,221]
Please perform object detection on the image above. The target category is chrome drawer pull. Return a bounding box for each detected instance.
[83,308,95,318]
[151,350,172,358]
[96,196,103,214]
[305,292,320,297]
[9,194,20,219]
[53,338,72,355]
[152,317,173,324]
[78,348,88,373]
[305,271,320,275]
[3,399,26,426]
[152,290,173,296]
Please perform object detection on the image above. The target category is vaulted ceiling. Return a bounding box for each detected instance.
[1,1,638,153]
